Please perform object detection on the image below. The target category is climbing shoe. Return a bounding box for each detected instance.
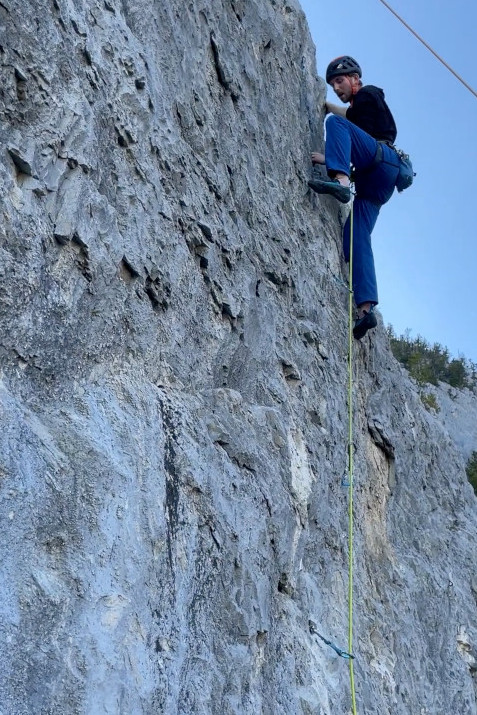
[353,308,377,340]
[308,177,351,203]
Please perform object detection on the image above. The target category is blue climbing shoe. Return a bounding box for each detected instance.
[308,177,351,203]
[353,308,377,340]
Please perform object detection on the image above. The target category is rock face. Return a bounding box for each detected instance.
[0,1,476,713]
[426,381,477,463]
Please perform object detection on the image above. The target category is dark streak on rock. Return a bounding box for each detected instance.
[159,398,180,575]
[210,32,230,91]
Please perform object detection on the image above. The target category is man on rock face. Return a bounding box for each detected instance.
[309,56,400,340]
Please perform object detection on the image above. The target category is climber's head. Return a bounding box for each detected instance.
[326,56,362,102]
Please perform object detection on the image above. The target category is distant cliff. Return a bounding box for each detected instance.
[0,1,476,713]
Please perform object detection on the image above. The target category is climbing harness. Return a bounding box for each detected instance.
[355,142,415,193]
[377,0,477,100]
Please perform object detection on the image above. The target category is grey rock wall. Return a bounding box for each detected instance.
[424,380,477,462]
[0,1,476,714]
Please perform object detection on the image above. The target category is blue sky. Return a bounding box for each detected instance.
[300,0,477,362]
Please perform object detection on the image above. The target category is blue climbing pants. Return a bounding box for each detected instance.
[325,114,400,306]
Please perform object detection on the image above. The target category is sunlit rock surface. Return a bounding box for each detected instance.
[0,1,476,713]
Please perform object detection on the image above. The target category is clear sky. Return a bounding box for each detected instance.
[299,0,477,363]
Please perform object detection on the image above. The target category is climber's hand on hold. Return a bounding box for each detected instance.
[311,152,325,165]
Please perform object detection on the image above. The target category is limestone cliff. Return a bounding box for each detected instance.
[0,1,476,713]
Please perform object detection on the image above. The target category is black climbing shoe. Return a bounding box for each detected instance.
[353,308,377,340]
[308,177,351,203]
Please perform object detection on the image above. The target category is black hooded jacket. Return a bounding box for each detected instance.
[346,85,397,143]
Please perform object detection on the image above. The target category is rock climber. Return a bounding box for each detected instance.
[309,56,400,340]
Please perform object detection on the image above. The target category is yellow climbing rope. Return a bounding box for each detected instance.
[339,8,477,710]
[342,7,477,710]
[347,198,358,714]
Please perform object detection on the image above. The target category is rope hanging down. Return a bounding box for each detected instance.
[329,5,477,710]
[309,200,357,713]
[347,199,358,715]
[377,0,477,99]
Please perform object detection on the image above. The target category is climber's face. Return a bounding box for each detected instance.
[330,74,360,103]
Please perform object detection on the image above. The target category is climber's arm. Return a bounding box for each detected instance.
[325,101,347,117]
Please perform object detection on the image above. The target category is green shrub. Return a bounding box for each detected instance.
[420,392,440,412]
[387,326,477,390]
